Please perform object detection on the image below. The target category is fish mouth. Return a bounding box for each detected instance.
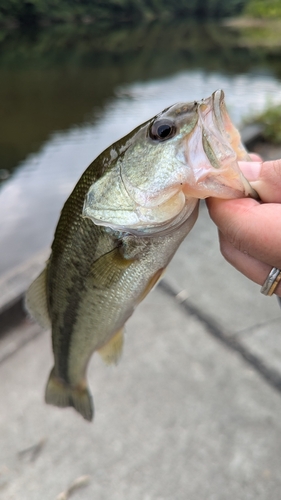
[181,89,258,200]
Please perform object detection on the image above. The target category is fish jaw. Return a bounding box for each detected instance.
[178,89,258,200]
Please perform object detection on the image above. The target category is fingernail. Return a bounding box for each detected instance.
[238,161,262,181]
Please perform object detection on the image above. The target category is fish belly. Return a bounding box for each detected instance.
[66,211,198,387]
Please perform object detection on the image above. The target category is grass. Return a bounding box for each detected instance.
[245,103,281,144]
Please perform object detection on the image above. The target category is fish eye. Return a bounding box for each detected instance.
[149,119,176,141]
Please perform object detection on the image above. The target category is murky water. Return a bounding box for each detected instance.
[1,23,281,277]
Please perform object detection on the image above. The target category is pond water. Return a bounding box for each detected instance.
[1,22,281,277]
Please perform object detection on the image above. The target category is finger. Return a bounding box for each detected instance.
[238,161,261,182]
[239,159,281,203]
[207,197,281,269]
[237,154,263,180]
[219,232,281,297]
[248,153,263,162]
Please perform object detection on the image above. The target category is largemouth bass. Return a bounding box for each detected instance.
[26,90,256,421]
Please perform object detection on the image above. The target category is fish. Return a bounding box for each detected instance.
[26,89,256,421]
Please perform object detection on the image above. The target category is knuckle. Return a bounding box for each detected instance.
[272,159,281,179]
[263,159,281,186]
[221,219,252,260]
[225,224,247,253]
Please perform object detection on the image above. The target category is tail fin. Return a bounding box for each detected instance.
[45,368,94,421]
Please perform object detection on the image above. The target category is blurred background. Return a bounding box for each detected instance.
[2,3,281,500]
[1,0,281,277]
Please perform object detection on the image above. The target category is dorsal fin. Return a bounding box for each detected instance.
[25,267,51,329]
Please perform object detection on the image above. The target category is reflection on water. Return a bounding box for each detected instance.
[0,21,279,177]
[1,22,281,277]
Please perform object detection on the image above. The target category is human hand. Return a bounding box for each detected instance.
[206,156,281,297]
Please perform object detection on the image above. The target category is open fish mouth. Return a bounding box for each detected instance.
[180,89,258,201]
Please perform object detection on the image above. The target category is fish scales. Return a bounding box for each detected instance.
[26,90,257,421]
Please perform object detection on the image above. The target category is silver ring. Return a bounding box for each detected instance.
[261,267,281,296]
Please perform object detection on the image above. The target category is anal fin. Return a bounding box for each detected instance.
[98,328,124,365]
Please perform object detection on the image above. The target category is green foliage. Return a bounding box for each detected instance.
[246,103,281,144]
[0,0,248,28]
[0,20,271,71]
[244,0,281,18]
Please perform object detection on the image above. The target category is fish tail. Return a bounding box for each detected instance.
[45,368,94,421]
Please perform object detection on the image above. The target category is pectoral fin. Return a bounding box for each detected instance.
[90,247,135,288]
[98,328,124,365]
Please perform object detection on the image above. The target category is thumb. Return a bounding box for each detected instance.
[239,159,281,203]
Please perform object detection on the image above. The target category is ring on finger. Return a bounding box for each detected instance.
[261,267,281,296]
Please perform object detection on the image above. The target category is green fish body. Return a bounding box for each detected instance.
[26,90,256,421]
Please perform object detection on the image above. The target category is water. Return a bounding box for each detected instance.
[1,23,281,277]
